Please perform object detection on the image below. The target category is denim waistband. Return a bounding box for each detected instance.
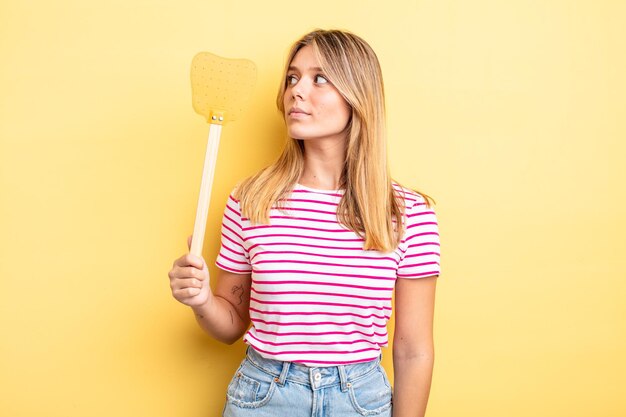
[244,346,381,392]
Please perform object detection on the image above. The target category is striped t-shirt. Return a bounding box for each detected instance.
[216,183,441,366]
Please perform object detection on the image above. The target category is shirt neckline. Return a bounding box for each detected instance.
[295,183,345,194]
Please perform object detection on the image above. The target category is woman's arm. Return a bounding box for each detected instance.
[168,236,251,345]
[392,275,438,417]
[191,268,251,344]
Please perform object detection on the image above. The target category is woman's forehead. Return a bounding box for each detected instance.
[289,45,319,68]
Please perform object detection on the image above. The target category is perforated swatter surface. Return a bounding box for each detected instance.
[190,52,257,123]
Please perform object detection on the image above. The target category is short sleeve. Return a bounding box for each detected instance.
[397,196,441,279]
[215,193,252,274]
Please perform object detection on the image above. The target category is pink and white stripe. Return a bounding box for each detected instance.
[216,183,440,366]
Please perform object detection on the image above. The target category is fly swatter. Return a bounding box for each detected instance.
[189,52,256,257]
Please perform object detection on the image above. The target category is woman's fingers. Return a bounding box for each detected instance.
[168,247,211,306]
[173,287,202,298]
[169,266,203,281]
[169,262,208,288]
[172,253,205,270]
[171,276,203,290]
[170,275,206,303]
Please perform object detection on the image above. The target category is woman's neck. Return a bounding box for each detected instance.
[299,139,346,190]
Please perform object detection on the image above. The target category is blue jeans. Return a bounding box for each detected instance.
[222,347,393,416]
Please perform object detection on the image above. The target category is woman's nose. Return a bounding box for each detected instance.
[291,87,303,101]
[291,79,308,101]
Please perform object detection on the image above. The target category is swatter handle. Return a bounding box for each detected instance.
[190,123,222,258]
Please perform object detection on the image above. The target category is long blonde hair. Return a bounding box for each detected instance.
[236,29,431,252]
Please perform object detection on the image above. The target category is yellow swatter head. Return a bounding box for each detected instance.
[190,52,257,124]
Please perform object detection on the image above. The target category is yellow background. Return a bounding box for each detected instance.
[1,1,625,416]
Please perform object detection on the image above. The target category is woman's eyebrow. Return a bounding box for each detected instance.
[288,66,324,72]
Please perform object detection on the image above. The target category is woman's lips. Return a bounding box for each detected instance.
[288,107,310,118]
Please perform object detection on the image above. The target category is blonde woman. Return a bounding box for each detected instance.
[168,29,441,417]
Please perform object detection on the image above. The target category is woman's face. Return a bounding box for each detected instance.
[283,45,351,145]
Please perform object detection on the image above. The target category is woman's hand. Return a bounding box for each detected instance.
[168,235,212,307]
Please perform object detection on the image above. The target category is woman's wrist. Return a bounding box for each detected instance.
[190,291,215,318]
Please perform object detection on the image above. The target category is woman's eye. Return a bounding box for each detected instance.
[287,75,298,85]
[315,75,328,84]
